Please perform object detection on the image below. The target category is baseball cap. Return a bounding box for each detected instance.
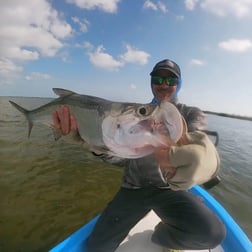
[150,59,181,78]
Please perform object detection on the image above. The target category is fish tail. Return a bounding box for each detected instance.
[9,101,33,138]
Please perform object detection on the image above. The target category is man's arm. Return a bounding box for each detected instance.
[167,131,220,190]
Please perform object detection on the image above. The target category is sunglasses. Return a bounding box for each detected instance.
[151,76,178,86]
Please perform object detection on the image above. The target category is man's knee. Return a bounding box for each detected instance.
[205,220,226,248]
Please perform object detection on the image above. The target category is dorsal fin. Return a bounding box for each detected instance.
[52,88,76,97]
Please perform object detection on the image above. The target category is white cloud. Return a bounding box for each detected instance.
[184,0,199,11]
[184,0,252,18]
[84,43,150,71]
[143,0,158,11]
[88,45,124,71]
[157,1,168,13]
[82,41,95,50]
[218,39,252,52]
[72,17,90,33]
[0,58,22,76]
[130,83,137,89]
[143,0,168,13]
[200,0,252,18]
[67,0,120,13]
[189,59,205,66]
[120,45,150,65]
[0,0,72,78]
[1,47,39,61]
[25,72,52,80]
[0,58,23,85]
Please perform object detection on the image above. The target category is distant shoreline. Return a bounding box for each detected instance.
[1,96,252,122]
[204,111,252,122]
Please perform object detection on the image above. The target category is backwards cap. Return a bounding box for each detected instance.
[150,59,181,78]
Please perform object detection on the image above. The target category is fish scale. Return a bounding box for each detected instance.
[71,105,105,147]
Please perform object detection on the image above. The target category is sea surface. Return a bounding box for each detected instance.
[0,96,251,252]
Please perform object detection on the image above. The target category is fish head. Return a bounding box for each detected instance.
[102,101,183,158]
[155,100,184,143]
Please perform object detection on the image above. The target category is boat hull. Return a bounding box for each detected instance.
[50,185,252,252]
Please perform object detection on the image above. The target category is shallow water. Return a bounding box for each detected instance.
[0,97,251,251]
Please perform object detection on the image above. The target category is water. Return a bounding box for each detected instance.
[0,97,251,251]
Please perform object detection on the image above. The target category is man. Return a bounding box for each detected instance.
[53,59,226,252]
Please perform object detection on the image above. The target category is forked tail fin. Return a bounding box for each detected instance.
[9,101,33,137]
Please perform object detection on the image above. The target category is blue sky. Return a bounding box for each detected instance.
[1,0,252,116]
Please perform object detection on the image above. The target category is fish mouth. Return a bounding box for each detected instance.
[129,119,171,142]
[103,117,173,158]
[128,119,154,134]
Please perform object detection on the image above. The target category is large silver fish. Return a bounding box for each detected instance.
[9,88,183,158]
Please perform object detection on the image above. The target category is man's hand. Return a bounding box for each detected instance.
[52,105,78,135]
[52,105,85,144]
[154,147,176,179]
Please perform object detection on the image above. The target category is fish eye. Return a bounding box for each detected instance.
[137,106,147,116]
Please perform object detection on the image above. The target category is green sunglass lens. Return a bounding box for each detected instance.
[165,77,177,86]
[152,76,178,86]
[152,76,162,84]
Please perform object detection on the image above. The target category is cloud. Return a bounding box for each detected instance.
[0,0,72,58]
[67,0,120,13]
[184,0,252,18]
[130,83,137,89]
[0,0,72,80]
[84,43,150,71]
[184,0,199,11]
[0,58,23,85]
[72,17,90,33]
[189,59,205,66]
[157,1,168,13]
[143,0,168,13]
[201,0,252,18]
[88,45,124,71]
[1,47,39,61]
[82,41,95,50]
[0,58,22,76]
[120,45,150,65]
[218,39,252,52]
[25,72,52,80]
[143,0,158,11]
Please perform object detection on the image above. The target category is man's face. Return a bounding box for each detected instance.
[151,70,178,102]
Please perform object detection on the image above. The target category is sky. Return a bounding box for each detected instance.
[1,0,252,116]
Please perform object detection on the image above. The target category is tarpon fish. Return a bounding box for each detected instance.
[9,88,183,158]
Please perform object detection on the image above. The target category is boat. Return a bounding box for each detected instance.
[49,185,251,252]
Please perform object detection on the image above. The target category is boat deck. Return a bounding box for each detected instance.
[49,186,252,252]
[116,210,223,252]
